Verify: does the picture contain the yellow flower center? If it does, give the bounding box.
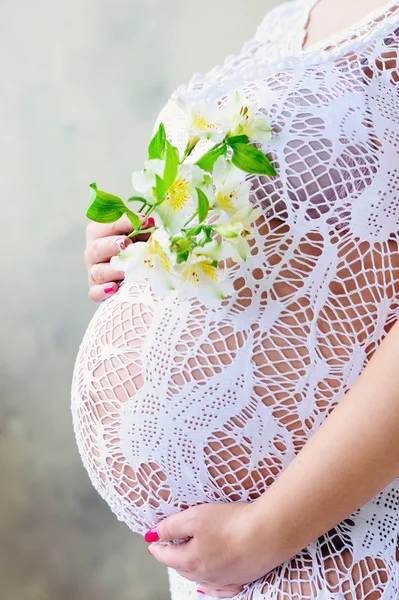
[182,264,199,286]
[239,105,249,121]
[200,261,218,281]
[150,239,171,272]
[166,177,191,212]
[192,111,213,131]
[216,190,235,211]
[182,261,218,286]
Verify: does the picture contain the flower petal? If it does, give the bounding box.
[132,170,151,193]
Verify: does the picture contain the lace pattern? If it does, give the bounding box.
[71,1,399,597]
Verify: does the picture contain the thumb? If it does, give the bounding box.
[144,509,194,543]
[139,214,155,229]
[133,213,155,243]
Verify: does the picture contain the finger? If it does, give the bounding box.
[85,235,133,268]
[148,509,196,543]
[196,584,245,598]
[172,569,199,583]
[86,214,135,241]
[86,213,155,241]
[89,262,125,286]
[147,541,193,571]
[89,282,119,302]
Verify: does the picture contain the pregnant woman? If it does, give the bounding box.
[73,0,399,597]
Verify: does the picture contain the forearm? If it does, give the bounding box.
[251,319,399,573]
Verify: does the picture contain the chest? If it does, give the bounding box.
[303,0,390,51]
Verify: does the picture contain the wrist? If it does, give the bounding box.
[244,491,301,575]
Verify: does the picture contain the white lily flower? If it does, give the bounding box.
[175,251,234,308]
[131,158,165,202]
[192,239,223,261]
[211,156,252,218]
[225,89,273,142]
[110,227,176,295]
[173,94,228,143]
[156,163,207,234]
[213,204,263,262]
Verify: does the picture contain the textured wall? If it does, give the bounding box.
[0,1,280,599]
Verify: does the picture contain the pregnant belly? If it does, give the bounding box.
[71,276,289,535]
[71,218,399,537]
[71,217,399,599]
[71,271,399,599]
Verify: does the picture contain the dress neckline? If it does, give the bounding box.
[298,0,399,58]
[178,0,399,101]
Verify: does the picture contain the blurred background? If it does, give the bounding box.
[0,1,279,598]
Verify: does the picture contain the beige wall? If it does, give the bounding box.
[0,1,280,599]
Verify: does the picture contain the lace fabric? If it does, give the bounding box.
[71,1,399,597]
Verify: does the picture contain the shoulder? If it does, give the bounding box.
[253,0,306,42]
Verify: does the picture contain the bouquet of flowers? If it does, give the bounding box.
[87,89,276,308]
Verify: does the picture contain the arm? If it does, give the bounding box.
[249,318,399,573]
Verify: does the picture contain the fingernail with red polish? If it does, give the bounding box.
[104,285,115,294]
[144,526,160,542]
[197,591,206,595]
[116,238,126,251]
[141,217,155,229]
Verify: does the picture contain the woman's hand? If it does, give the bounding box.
[84,213,154,301]
[145,502,276,599]
[145,316,399,598]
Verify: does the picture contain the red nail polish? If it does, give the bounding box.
[197,591,206,595]
[144,527,160,542]
[141,216,155,229]
[104,285,114,294]
[116,238,126,251]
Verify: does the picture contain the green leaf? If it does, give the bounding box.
[195,144,227,172]
[229,142,277,176]
[153,174,166,202]
[86,182,127,223]
[148,122,166,160]
[185,224,203,237]
[176,251,189,263]
[196,187,209,223]
[226,134,249,145]
[163,141,179,188]
[126,210,141,230]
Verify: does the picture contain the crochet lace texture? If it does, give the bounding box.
[71,1,399,597]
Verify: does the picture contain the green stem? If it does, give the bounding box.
[181,136,200,163]
[183,210,198,228]
[128,226,156,239]
[144,204,157,218]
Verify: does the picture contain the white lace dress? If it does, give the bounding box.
[71,0,399,597]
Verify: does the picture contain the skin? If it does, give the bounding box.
[302,0,389,51]
[84,213,152,302]
[84,0,398,596]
